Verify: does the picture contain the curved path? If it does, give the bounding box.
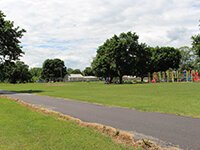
[1,90,200,150]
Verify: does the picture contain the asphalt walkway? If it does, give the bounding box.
[1,90,200,150]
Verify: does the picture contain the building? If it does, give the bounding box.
[64,74,98,82]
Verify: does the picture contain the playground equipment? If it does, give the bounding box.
[150,70,200,83]
[192,70,200,82]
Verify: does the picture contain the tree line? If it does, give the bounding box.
[0,58,94,83]
[91,32,182,83]
[0,10,200,84]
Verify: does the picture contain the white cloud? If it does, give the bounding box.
[0,0,199,69]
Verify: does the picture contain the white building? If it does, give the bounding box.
[64,74,98,82]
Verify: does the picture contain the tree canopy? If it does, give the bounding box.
[83,67,94,76]
[91,32,182,83]
[92,32,141,83]
[71,69,82,74]
[0,11,25,64]
[192,34,200,57]
[150,46,181,73]
[179,46,196,70]
[0,10,26,83]
[6,61,31,83]
[41,59,67,82]
[30,67,42,82]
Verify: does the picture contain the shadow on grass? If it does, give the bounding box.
[0,90,44,95]
[14,90,44,94]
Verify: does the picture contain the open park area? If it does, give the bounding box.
[0,1,200,149]
[0,97,132,150]
[1,82,200,118]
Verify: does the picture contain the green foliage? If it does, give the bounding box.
[0,61,13,82]
[150,46,181,72]
[192,34,200,57]
[134,44,151,81]
[30,67,42,82]
[179,46,196,70]
[0,10,25,64]
[92,32,140,83]
[92,44,117,81]
[7,61,32,83]
[0,97,131,150]
[92,32,182,83]
[66,68,73,74]
[41,58,67,82]
[66,68,82,74]
[71,69,82,74]
[0,11,27,83]
[83,67,94,76]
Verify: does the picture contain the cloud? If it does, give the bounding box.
[0,0,199,69]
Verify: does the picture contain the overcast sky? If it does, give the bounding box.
[0,0,199,70]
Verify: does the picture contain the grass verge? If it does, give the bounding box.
[0,96,133,150]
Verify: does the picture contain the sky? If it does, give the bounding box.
[0,0,199,70]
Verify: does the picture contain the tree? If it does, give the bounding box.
[67,68,73,74]
[0,11,25,64]
[192,21,200,57]
[150,47,181,72]
[92,43,117,82]
[179,46,196,70]
[112,32,139,84]
[135,44,152,82]
[41,59,67,82]
[92,32,140,84]
[71,69,82,74]
[0,61,14,82]
[192,34,200,57]
[83,67,94,76]
[0,10,25,82]
[30,67,42,82]
[8,61,32,83]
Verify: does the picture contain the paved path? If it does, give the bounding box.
[1,90,200,150]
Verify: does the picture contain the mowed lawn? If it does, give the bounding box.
[0,97,131,150]
[1,82,200,117]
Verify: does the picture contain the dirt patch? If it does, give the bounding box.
[0,95,181,150]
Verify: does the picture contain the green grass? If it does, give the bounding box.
[0,97,132,150]
[1,82,200,118]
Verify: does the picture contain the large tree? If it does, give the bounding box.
[41,59,67,82]
[92,32,140,84]
[0,10,25,82]
[0,11,25,64]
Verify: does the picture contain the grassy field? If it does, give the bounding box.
[0,82,200,118]
[0,97,132,150]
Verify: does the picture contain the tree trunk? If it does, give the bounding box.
[109,76,113,83]
[119,76,123,84]
[141,76,144,83]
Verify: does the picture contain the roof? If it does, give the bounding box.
[83,76,98,79]
[69,74,83,78]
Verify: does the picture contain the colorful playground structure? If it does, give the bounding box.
[150,70,200,83]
